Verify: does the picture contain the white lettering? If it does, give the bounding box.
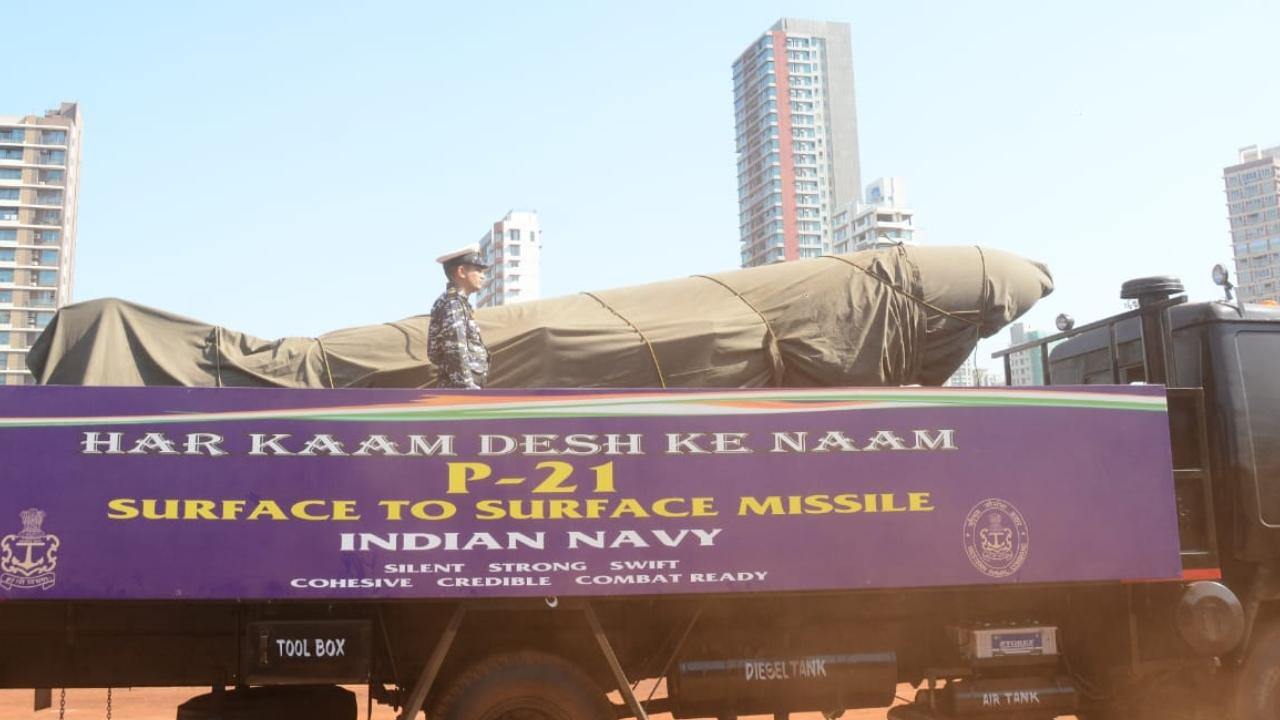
[298,434,346,456]
[81,431,125,454]
[250,433,293,456]
[407,435,455,456]
[353,435,401,456]
[864,430,907,451]
[184,433,227,456]
[666,433,709,454]
[913,429,956,450]
[479,434,517,455]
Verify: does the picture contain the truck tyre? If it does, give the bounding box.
[175,685,356,720]
[428,650,613,720]
[1236,620,1280,719]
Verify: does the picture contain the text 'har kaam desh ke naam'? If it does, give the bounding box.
[81,427,951,524]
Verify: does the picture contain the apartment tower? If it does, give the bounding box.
[1225,144,1280,303]
[1006,322,1045,387]
[831,177,920,254]
[475,210,541,308]
[0,103,81,384]
[733,18,861,267]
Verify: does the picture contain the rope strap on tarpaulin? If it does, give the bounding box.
[821,245,991,332]
[581,291,668,388]
[210,326,338,389]
[314,338,337,389]
[692,273,787,387]
[212,326,224,387]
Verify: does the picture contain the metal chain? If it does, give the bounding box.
[106,687,113,720]
[57,688,65,720]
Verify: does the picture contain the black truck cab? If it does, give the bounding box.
[997,276,1280,719]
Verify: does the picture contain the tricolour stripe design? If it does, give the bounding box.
[0,387,1167,428]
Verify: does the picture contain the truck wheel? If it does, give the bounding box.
[429,650,613,720]
[1236,621,1280,719]
[175,685,356,720]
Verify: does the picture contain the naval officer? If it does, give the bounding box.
[428,245,490,389]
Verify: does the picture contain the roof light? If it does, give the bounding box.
[1211,264,1235,302]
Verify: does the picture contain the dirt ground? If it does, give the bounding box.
[0,684,1084,719]
[0,685,912,720]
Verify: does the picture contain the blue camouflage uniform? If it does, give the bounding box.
[427,285,489,389]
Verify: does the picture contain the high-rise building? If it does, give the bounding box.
[733,18,861,268]
[1006,322,1045,386]
[0,103,81,385]
[831,177,920,254]
[475,210,541,308]
[1225,144,1280,303]
[944,352,977,387]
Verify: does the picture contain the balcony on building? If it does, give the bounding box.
[34,191,63,207]
[27,269,56,287]
[34,151,65,167]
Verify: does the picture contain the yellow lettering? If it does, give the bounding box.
[611,498,650,518]
[410,500,456,520]
[183,500,218,520]
[590,461,616,492]
[833,493,863,513]
[290,500,330,521]
[447,462,492,494]
[532,461,577,493]
[107,498,138,519]
[142,499,179,519]
[331,500,361,520]
[879,493,907,512]
[690,497,718,517]
[803,495,834,514]
[380,500,409,520]
[652,497,690,517]
[247,500,288,520]
[738,496,784,516]
[909,492,934,512]
[548,499,584,519]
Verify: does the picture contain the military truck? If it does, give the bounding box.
[987,272,1277,719]
[0,271,1269,720]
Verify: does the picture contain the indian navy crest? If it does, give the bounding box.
[963,498,1029,578]
[1,508,61,591]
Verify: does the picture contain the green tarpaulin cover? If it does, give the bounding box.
[28,245,1052,388]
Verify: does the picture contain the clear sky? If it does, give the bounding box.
[7,0,1278,370]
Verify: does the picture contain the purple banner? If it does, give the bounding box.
[0,385,1181,600]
